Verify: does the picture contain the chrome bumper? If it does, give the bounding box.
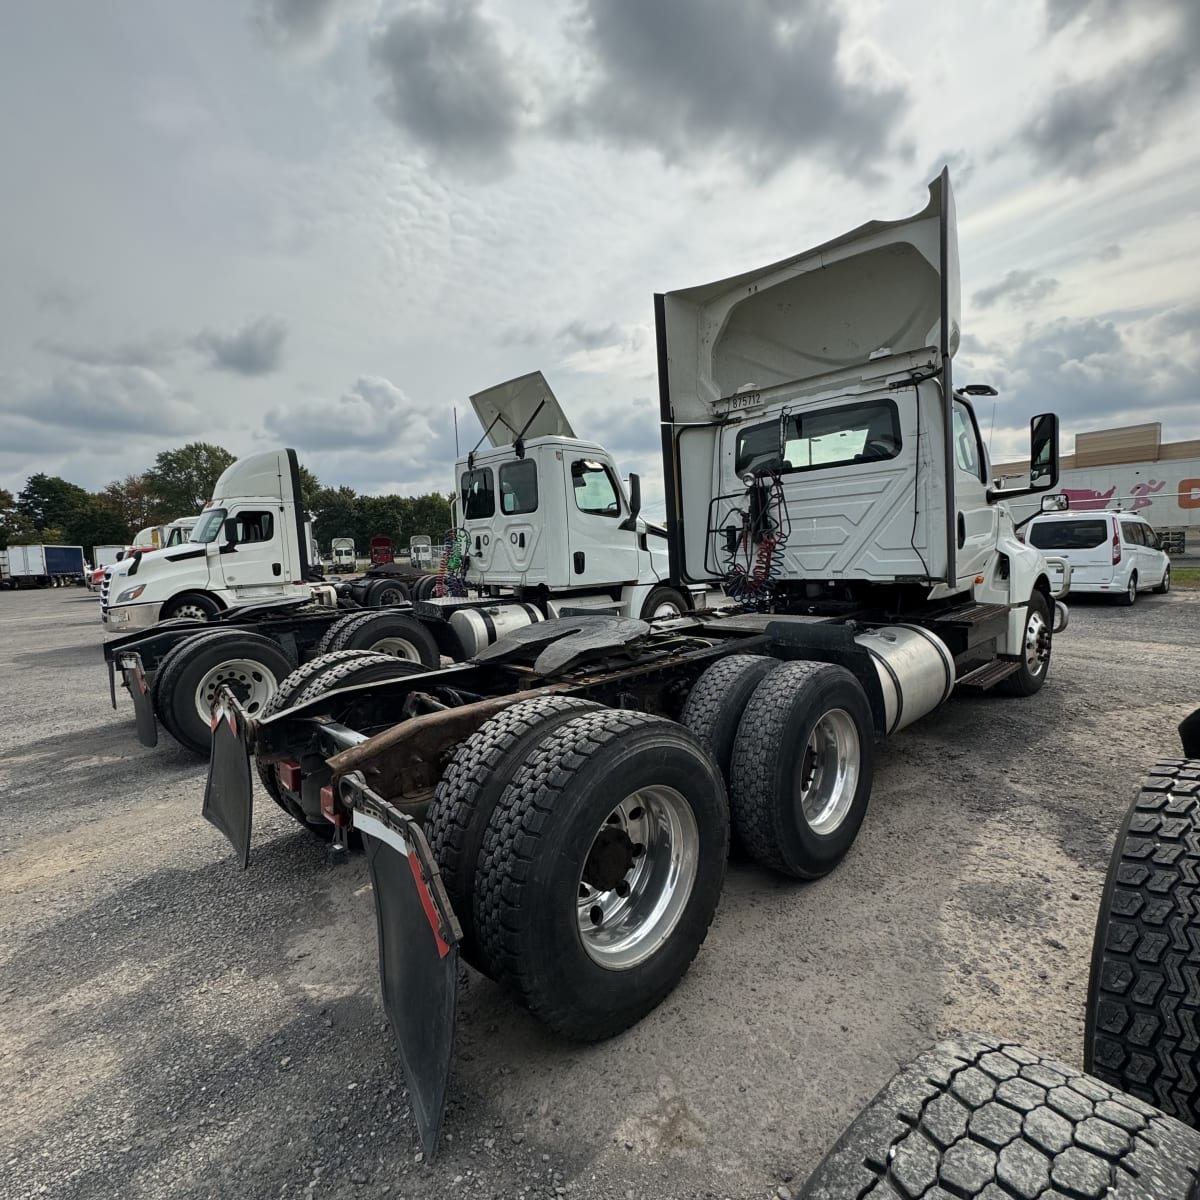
[102,601,164,631]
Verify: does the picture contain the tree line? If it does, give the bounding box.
[0,442,453,557]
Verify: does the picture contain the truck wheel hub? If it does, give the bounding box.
[582,827,635,892]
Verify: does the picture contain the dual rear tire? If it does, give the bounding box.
[681,654,875,879]
[427,701,729,1040]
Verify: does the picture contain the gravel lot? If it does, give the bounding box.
[2,586,1198,1199]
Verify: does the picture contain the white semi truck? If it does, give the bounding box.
[195,170,1072,1155]
[104,394,708,755]
[329,538,356,574]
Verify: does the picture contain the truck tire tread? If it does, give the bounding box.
[157,631,297,756]
[427,695,602,972]
[799,1034,1200,1199]
[1085,758,1200,1126]
[730,660,874,878]
[474,709,728,1039]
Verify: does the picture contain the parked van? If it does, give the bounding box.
[1025,511,1170,605]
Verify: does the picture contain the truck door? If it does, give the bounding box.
[492,458,544,582]
[564,457,639,586]
[218,507,292,598]
[951,398,997,587]
[460,466,498,574]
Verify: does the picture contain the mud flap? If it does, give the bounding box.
[342,773,462,1159]
[117,652,157,747]
[107,658,117,710]
[202,689,254,868]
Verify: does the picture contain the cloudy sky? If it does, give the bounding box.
[2,0,1197,514]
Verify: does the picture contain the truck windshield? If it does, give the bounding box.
[1028,519,1107,550]
[190,509,227,544]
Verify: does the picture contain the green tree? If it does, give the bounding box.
[0,487,36,549]
[144,443,236,516]
[297,463,321,512]
[309,485,358,552]
[63,494,133,555]
[16,474,89,534]
[101,475,157,537]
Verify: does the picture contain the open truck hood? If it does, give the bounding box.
[469,371,575,448]
[658,170,959,423]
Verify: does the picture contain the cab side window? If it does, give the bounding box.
[235,511,274,543]
[952,401,985,482]
[1122,521,1143,546]
[571,459,621,517]
[460,468,495,521]
[499,459,538,515]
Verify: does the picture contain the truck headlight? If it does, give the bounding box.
[115,584,146,603]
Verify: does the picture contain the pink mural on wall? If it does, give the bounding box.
[1129,480,1166,511]
[1061,486,1116,511]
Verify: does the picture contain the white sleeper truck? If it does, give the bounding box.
[196,170,1071,1156]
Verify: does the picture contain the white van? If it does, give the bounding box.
[1025,511,1170,605]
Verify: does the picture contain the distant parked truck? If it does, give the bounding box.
[330,538,356,574]
[0,544,86,588]
[409,534,433,569]
[369,535,394,566]
[88,544,127,590]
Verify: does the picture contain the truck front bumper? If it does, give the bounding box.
[102,601,164,631]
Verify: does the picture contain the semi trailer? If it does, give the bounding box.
[197,170,1073,1155]
[104,389,709,755]
[0,544,86,588]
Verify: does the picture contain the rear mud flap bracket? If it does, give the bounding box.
[117,652,158,748]
[202,688,254,868]
[342,772,461,1159]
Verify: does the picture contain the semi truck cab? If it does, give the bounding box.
[102,450,313,629]
[456,372,681,615]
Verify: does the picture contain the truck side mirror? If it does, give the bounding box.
[619,473,642,531]
[223,517,239,547]
[1028,413,1059,490]
[1041,493,1069,513]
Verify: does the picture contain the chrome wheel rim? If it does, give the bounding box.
[174,603,211,621]
[1128,577,1136,602]
[576,785,699,971]
[652,599,683,618]
[796,709,860,834]
[376,588,406,605]
[1024,609,1050,676]
[367,636,422,661]
[194,659,279,724]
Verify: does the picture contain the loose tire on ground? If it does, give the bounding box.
[799,1034,1200,1199]
[161,591,221,621]
[995,588,1053,697]
[474,709,728,1040]
[639,585,689,620]
[156,631,296,755]
[1085,759,1200,1126]
[338,611,440,667]
[729,660,873,878]
[427,695,603,972]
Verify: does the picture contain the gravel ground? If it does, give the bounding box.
[2,586,1197,1200]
